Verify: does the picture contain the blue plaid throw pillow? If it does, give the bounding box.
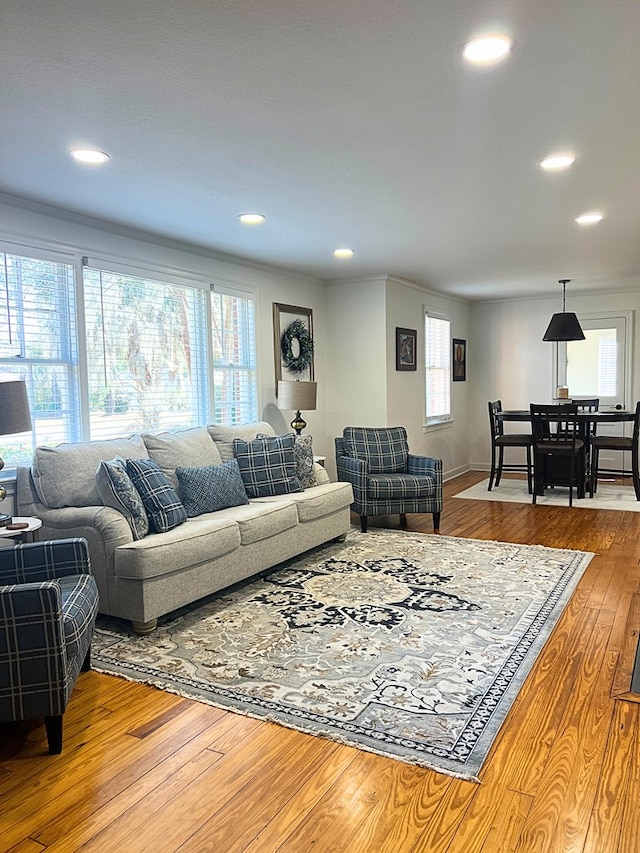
[257,432,317,489]
[126,458,187,533]
[176,459,249,517]
[233,433,303,498]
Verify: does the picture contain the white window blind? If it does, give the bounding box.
[211,286,257,424]
[425,313,451,424]
[0,251,79,467]
[83,266,209,439]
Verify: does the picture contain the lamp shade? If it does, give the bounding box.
[542,312,586,342]
[0,380,32,435]
[277,380,317,412]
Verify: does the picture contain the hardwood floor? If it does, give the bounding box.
[2,470,640,852]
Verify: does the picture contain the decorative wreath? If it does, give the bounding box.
[281,319,314,374]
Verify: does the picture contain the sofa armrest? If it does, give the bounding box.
[313,462,330,486]
[0,539,91,584]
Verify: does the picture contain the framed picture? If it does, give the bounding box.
[453,338,466,381]
[396,327,417,371]
[273,303,315,392]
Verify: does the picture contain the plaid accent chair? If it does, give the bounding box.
[0,538,98,754]
[335,426,443,532]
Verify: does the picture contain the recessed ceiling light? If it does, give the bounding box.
[333,248,354,258]
[462,34,512,65]
[539,153,575,171]
[238,213,265,225]
[575,212,604,225]
[69,148,110,165]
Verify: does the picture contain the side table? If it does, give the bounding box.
[0,516,42,544]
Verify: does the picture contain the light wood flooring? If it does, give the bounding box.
[2,470,640,852]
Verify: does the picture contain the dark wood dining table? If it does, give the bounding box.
[498,409,636,497]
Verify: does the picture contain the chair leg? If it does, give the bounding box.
[488,447,497,491]
[591,448,599,496]
[526,445,533,494]
[495,446,505,487]
[360,515,368,533]
[44,715,63,755]
[432,511,440,532]
[81,647,91,672]
[633,446,640,501]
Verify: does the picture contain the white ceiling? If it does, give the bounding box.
[2,0,639,300]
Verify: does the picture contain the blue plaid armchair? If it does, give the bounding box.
[0,538,98,754]
[335,426,443,532]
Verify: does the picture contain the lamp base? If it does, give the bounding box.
[290,411,306,435]
[0,513,11,527]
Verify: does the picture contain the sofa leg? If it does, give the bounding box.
[81,647,91,672]
[132,619,158,635]
[399,513,408,528]
[360,516,368,533]
[44,714,63,755]
[433,511,441,532]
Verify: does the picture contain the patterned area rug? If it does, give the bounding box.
[93,529,593,781]
[454,477,640,511]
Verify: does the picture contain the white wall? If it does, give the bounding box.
[0,195,335,459]
[469,286,639,471]
[324,275,470,480]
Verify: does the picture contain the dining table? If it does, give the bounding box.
[498,408,637,497]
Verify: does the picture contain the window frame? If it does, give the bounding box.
[424,310,452,427]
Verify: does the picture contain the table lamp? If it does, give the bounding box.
[0,379,33,526]
[277,380,317,435]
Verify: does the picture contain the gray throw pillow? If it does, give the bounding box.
[126,458,187,534]
[175,460,249,517]
[95,456,149,540]
[232,434,302,498]
[258,432,317,489]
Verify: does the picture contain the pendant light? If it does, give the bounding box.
[542,279,585,341]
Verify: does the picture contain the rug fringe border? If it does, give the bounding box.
[92,662,481,784]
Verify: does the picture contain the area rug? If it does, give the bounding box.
[92,529,593,781]
[454,477,640,511]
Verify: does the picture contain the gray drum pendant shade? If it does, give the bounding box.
[542,279,585,342]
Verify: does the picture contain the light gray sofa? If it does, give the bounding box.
[16,422,353,634]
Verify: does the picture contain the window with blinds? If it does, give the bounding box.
[0,251,79,467]
[425,312,451,424]
[211,286,257,424]
[83,266,209,439]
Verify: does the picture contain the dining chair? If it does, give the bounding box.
[529,403,586,507]
[487,401,533,493]
[589,401,640,500]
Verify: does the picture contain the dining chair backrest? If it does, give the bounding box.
[575,398,600,412]
[488,400,504,441]
[529,403,580,446]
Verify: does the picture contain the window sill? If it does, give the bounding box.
[423,418,454,432]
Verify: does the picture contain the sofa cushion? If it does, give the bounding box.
[126,459,187,534]
[115,515,241,580]
[233,434,302,498]
[175,459,249,517]
[32,435,149,508]
[258,432,317,489]
[95,456,149,540]
[342,426,409,474]
[251,481,353,522]
[214,501,299,545]
[143,427,222,491]
[207,421,275,462]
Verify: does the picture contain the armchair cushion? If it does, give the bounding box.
[342,426,409,474]
[367,473,438,500]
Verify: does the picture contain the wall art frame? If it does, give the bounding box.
[453,338,467,381]
[396,327,417,371]
[273,303,315,392]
